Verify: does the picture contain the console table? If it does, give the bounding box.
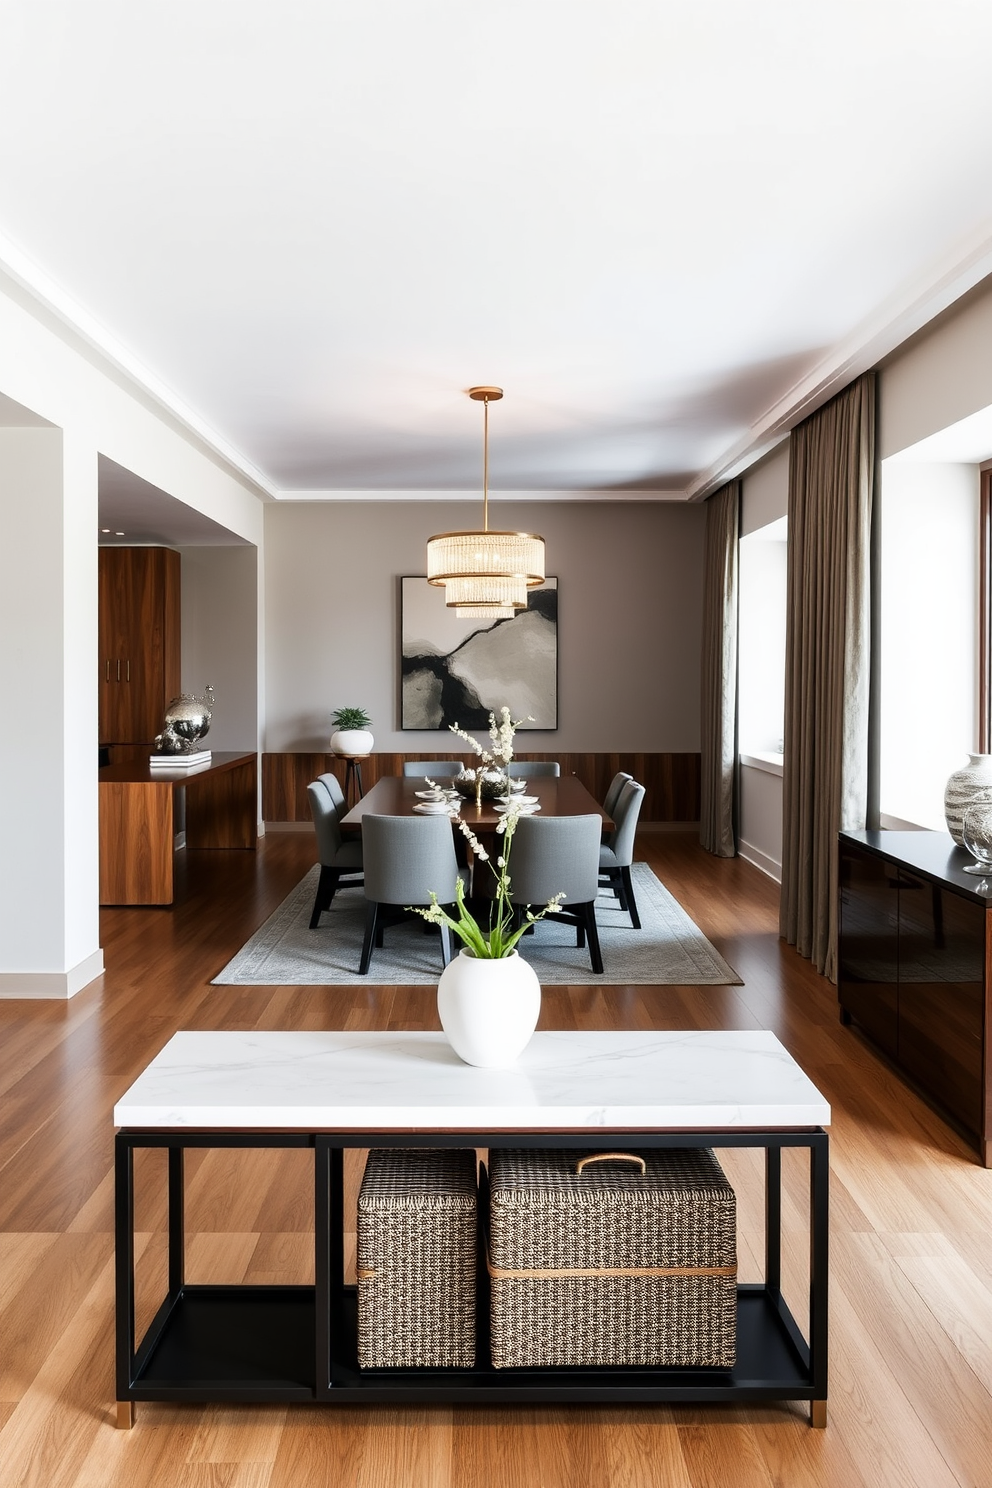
[838,829,992,1165]
[99,751,257,905]
[114,1030,830,1427]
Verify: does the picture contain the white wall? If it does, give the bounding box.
[0,271,267,996]
[263,500,705,753]
[0,427,102,995]
[180,546,260,752]
[741,442,789,536]
[880,276,992,460]
[0,271,265,547]
[739,762,783,881]
[879,460,980,830]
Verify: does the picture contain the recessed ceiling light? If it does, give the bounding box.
[115,531,124,536]
[101,528,110,533]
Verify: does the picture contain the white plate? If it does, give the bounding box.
[493,802,541,814]
[413,801,457,815]
[495,794,540,806]
[414,789,447,799]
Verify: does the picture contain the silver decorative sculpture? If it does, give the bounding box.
[154,685,215,754]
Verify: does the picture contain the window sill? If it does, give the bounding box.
[740,751,783,778]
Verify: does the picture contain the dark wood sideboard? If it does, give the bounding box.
[838,829,992,1165]
[99,752,257,906]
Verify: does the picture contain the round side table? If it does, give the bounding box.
[334,753,370,806]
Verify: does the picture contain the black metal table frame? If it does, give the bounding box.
[115,1126,829,1428]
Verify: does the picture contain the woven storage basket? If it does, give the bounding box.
[487,1147,737,1369]
[357,1148,477,1369]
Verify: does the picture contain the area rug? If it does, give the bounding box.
[212,862,741,987]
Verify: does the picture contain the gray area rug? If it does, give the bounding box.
[212,862,741,987]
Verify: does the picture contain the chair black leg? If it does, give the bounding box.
[581,902,604,975]
[359,902,379,975]
[310,866,336,928]
[620,865,641,929]
[599,868,625,906]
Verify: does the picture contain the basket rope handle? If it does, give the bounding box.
[575,1152,646,1175]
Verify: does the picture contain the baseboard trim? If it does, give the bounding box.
[739,839,782,883]
[0,947,105,1000]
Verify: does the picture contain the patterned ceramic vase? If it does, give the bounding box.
[943,753,992,845]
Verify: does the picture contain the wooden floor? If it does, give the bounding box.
[2,830,991,1488]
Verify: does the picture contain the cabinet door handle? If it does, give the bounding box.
[117,659,121,682]
[126,660,130,682]
[106,660,110,682]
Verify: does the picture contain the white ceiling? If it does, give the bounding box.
[3,0,992,508]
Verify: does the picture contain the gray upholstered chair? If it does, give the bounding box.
[510,761,560,777]
[603,770,633,822]
[306,779,364,928]
[402,761,461,777]
[508,813,603,974]
[317,771,347,817]
[359,814,470,975]
[599,779,646,928]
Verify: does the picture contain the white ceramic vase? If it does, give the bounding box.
[436,948,541,1068]
[330,728,374,756]
[944,753,992,846]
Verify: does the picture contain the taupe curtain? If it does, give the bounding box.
[780,373,875,981]
[699,481,740,857]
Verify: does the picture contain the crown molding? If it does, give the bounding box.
[0,229,276,500]
[686,220,992,501]
[277,487,690,502]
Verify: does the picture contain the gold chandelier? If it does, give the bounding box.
[427,387,545,620]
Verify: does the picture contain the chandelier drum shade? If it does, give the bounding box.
[427,387,545,616]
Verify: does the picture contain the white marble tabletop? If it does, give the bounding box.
[113,1030,830,1131]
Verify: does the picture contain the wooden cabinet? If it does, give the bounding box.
[99,547,180,746]
[838,830,992,1165]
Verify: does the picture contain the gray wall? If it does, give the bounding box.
[262,500,705,753]
[180,545,259,752]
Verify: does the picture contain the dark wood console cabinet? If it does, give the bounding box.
[99,546,180,747]
[838,830,992,1165]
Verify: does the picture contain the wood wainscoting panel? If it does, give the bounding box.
[262,752,701,824]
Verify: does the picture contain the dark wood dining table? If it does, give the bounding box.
[339,773,614,833]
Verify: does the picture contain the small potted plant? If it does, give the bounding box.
[330,707,374,756]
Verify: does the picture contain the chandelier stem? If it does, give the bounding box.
[483,395,489,532]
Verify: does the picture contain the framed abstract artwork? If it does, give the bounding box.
[400,576,558,730]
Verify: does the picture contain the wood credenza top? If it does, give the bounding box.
[99,751,257,785]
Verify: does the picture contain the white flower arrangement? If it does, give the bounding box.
[449,706,533,802]
[449,705,533,771]
[412,803,564,959]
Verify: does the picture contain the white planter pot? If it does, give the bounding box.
[944,753,992,845]
[330,728,374,756]
[436,948,541,1068]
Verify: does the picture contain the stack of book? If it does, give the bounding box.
[149,749,212,770]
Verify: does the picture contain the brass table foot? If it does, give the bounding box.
[810,1399,827,1429]
[116,1400,135,1430]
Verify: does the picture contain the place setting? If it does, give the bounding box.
[493,793,541,815]
[412,785,461,814]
